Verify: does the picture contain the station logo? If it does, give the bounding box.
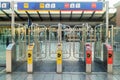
[64,3,70,8]
[24,3,29,8]
[40,3,45,8]
[91,3,96,8]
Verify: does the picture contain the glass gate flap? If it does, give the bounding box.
[62,25,72,59]
[49,25,58,59]
[15,24,27,61]
[0,26,11,69]
[33,25,47,60]
[72,24,87,60]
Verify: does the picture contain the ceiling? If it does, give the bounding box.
[0,10,116,22]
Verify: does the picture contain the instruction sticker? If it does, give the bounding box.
[57,50,62,64]
[86,51,92,64]
[27,50,32,64]
[108,51,113,64]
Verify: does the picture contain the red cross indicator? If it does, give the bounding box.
[91,3,96,8]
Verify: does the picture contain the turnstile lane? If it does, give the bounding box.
[14,62,27,72]
[33,61,56,72]
[63,60,85,72]
[92,61,107,72]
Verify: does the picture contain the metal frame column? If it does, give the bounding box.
[11,1,15,43]
[56,23,62,73]
[105,1,109,43]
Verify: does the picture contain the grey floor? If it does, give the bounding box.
[0,72,120,80]
[12,60,106,72]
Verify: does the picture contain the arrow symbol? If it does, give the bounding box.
[87,54,91,58]
[58,53,61,58]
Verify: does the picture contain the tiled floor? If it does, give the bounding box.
[0,72,119,80]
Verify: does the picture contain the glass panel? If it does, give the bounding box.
[0,26,11,70]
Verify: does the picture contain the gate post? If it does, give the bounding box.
[27,43,34,73]
[106,44,113,73]
[56,43,62,73]
[85,43,92,73]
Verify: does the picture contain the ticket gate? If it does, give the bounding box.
[92,25,113,73]
[49,25,58,59]
[85,43,92,73]
[61,24,93,72]
[15,24,27,61]
[33,25,47,60]
[27,23,93,73]
[27,24,57,72]
[33,24,52,72]
[14,23,61,72]
[92,25,104,72]
[30,23,93,73]
[6,23,114,73]
[11,24,27,72]
[0,27,11,69]
[104,44,113,73]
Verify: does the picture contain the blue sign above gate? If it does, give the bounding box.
[17,2,103,11]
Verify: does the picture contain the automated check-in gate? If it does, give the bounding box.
[0,26,11,68]
[93,25,105,72]
[32,24,49,72]
[22,23,61,72]
[6,24,28,72]
[93,24,113,72]
[49,24,63,72]
[15,24,27,61]
[61,24,93,72]
[29,23,93,73]
[33,25,47,60]
[113,27,120,66]
[27,24,59,72]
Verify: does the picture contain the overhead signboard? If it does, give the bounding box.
[17,2,103,11]
[0,2,10,10]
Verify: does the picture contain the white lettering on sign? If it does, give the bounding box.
[44,3,56,9]
[76,3,80,8]
[45,3,50,8]
[70,3,75,8]
[51,3,56,8]
[2,3,7,8]
[69,3,81,9]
